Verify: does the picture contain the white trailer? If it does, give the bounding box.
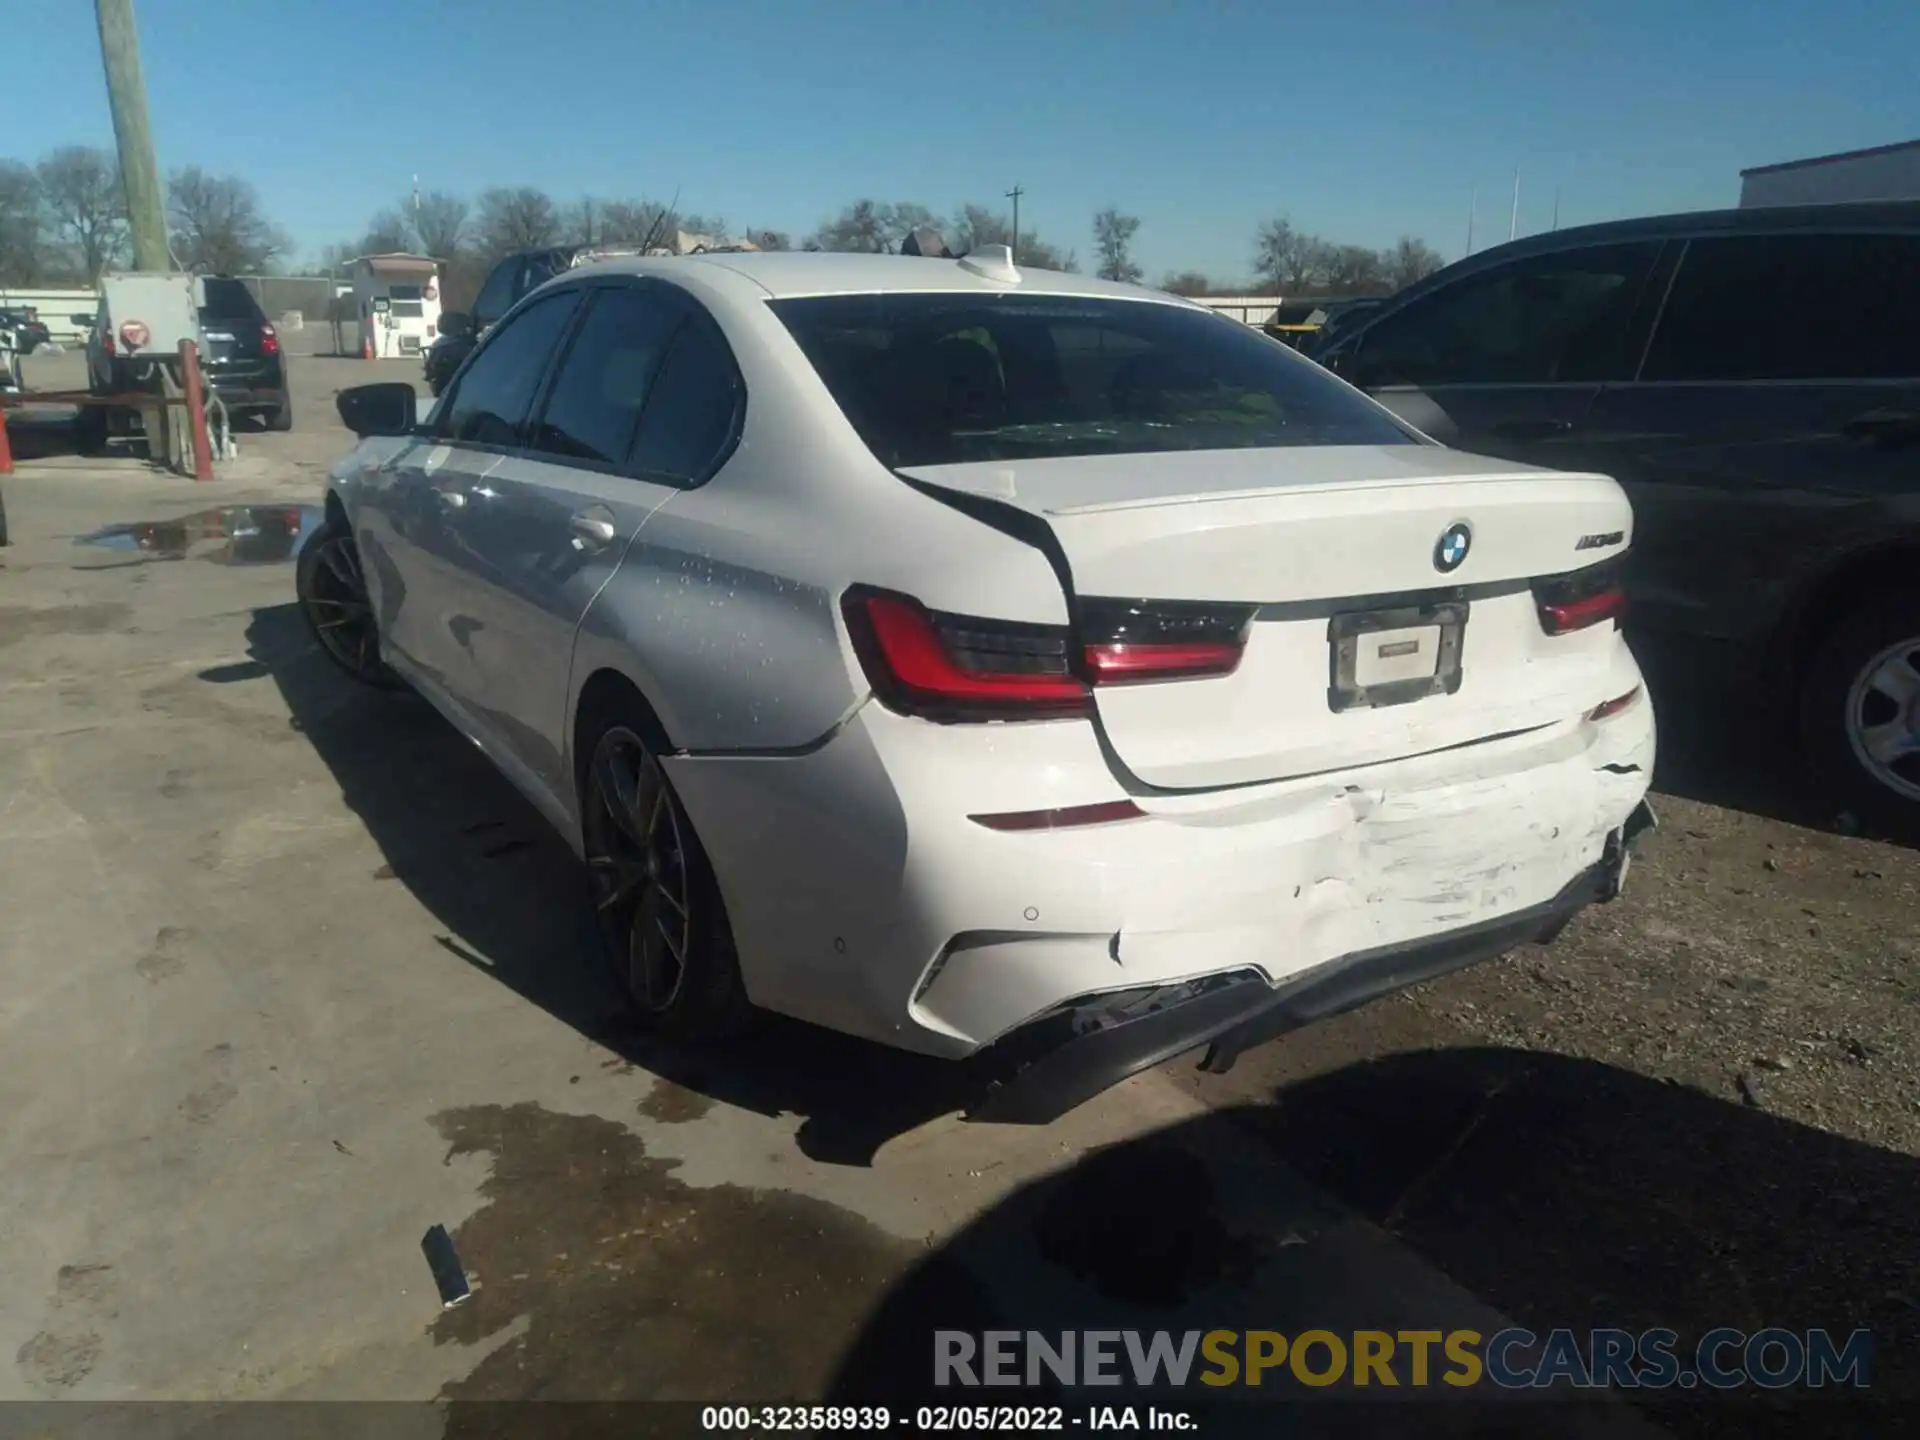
[342,253,442,359]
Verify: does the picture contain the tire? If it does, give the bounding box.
[74,403,108,456]
[266,396,293,432]
[1798,587,1920,835]
[577,695,751,1041]
[295,516,402,689]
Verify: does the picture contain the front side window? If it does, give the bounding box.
[527,286,685,466]
[1641,232,1920,383]
[770,293,1415,468]
[437,290,582,448]
[1351,242,1664,388]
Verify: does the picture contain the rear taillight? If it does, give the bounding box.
[1078,598,1253,683]
[844,589,1255,723]
[260,325,280,355]
[102,331,115,356]
[843,588,1091,722]
[1533,559,1627,636]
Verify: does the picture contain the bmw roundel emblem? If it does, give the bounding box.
[1434,522,1473,574]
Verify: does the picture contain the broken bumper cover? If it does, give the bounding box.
[966,798,1657,1125]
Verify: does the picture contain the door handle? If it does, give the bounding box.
[569,509,618,549]
[1492,418,1575,441]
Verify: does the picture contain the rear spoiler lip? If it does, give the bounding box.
[896,459,1619,519]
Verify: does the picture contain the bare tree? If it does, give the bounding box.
[563,196,603,247]
[0,160,47,284]
[597,199,663,245]
[950,202,1076,270]
[1253,217,1328,292]
[474,186,560,257]
[359,208,410,255]
[1160,270,1213,296]
[36,146,128,280]
[811,199,886,251]
[412,191,468,259]
[1092,207,1142,284]
[809,199,927,253]
[1383,235,1446,291]
[1321,242,1389,295]
[167,166,288,273]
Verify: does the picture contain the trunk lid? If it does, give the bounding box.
[900,446,1636,790]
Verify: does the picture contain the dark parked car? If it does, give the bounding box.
[194,276,291,430]
[1315,201,1920,829]
[425,246,585,395]
[0,306,52,356]
[83,275,291,430]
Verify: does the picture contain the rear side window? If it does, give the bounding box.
[628,312,745,483]
[439,290,582,447]
[770,294,1414,467]
[1350,242,1663,388]
[199,278,261,322]
[1641,233,1920,382]
[527,286,684,466]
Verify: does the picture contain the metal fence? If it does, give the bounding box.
[235,276,336,323]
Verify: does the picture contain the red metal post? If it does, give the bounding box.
[0,403,12,476]
[178,338,214,481]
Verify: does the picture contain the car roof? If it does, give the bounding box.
[560,249,1201,306]
[1346,199,1920,333]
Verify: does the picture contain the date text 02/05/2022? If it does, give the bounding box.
[700,1405,1192,1432]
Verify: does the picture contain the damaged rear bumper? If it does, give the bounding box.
[966,798,1657,1125]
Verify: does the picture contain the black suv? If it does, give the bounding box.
[425,246,585,395]
[195,276,291,430]
[1315,202,1920,829]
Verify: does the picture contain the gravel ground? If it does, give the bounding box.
[1173,698,1920,1433]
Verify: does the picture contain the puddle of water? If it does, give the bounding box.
[73,505,323,567]
[429,1102,998,1407]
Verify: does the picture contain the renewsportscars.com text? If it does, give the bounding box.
[934,1328,1873,1391]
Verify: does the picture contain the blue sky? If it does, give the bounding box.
[14,0,1919,281]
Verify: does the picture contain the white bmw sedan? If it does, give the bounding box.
[306,247,1655,1122]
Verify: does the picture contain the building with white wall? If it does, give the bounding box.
[1739,139,1920,208]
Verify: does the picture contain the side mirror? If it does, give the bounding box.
[336,382,419,438]
[438,311,474,341]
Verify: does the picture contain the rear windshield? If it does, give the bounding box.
[199,278,262,322]
[769,293,1417,467]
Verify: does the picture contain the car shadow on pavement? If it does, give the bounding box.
[237,602,986,1166]
[830,1047,1915,1438]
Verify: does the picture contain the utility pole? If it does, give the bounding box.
[1005,184,1024,263]
[1508,165,1521,242]
[95,0,169,271]
[1465,188,1477,256]
[412,174,422,247]
[1551,187,1561,232]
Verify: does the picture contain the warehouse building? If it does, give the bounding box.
[1739,138,1920,207]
